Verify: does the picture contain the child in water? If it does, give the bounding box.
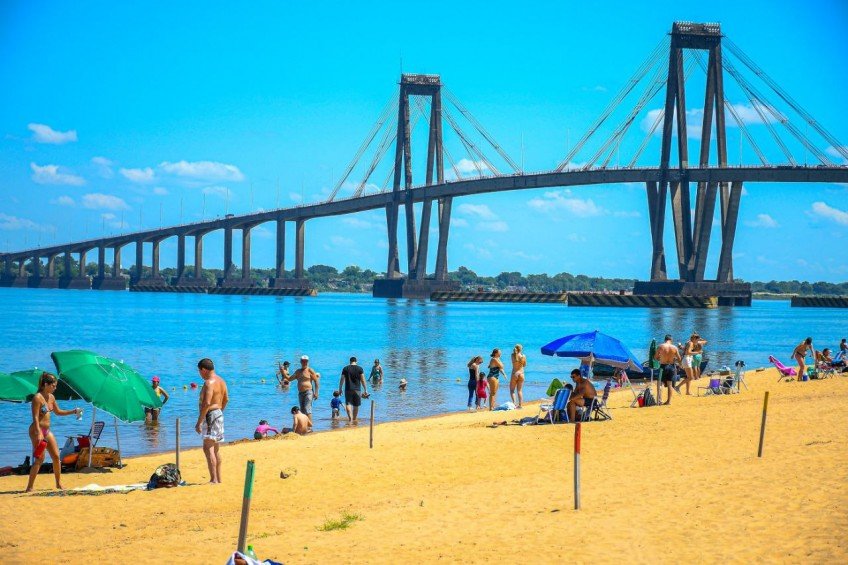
[330,391,343,419]
[254,420,278,439]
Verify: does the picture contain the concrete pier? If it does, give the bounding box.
[790,296,848,308]
[373,278,459,299]
[633,280,751,306]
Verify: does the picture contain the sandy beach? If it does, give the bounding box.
[1,368,846,564]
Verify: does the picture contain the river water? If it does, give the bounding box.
[0,288,844,465]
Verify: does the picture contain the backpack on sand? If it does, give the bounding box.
[148,463,181,489]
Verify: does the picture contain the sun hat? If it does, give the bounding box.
[152,375,160,383]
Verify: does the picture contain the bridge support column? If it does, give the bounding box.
[435,197,452,281]
[717,181,743,283]
[58,250,89,289]
[176,234,186,280]
[64,252,71,277]
[385,203,401,278]
[413,199,432,280]
[223,227,233,280]
[195,233,204,278]
[47,255,56,278]
[241,227,251,281]
[93,245,125,290]
[112,246,122,278]
[33,254,59,288]
[134,240,144,281]
[295,219,305,279]
[97,247,105,280]
[151,241,160,278]
[646,182,668,280]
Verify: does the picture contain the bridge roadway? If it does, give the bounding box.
[2,165,847,261]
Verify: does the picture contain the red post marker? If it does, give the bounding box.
[574,422,582,510]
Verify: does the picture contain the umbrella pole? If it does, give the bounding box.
[88,406,96,468]
[114,417,123,468]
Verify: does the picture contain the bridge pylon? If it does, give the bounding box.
[650,22,744,287]
[375,73,459,298]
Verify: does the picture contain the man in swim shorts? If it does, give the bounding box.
[655,335,681,405]
[338,356,368,423]
[288,355,319,429]
[195,358,228,484]
[567,368,597,422]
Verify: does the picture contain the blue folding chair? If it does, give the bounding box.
[537,387,571,424]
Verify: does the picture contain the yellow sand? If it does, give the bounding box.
[1,369,846,564]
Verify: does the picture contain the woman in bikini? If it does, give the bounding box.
[793,337,814,380]
[26,372,81,492]
[510,344,527,408]
[487,349,505,411]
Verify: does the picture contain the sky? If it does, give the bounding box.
[1,0,847,282]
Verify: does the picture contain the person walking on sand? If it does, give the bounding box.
[655,335,681,405]
[338,356,368,423]
[287,355,319,429]
[793,337,815,380]
[510,344,527,408]
[25,372,82,492]
[487,349,505,410]
[466,355,484,411]
[195,358,228,484]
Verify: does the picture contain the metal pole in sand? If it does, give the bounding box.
[369,400,375,449]
[114,416,123,468]
[656,371,661,405]
[237,459,256,554]
[175,418,181,474]
[574,422,582,510]
[757,391,769,458]
[88,406,96,468]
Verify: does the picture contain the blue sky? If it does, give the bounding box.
[1,0,847,281]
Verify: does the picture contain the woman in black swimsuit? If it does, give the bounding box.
[466,356,483,410]
[487,349,505,411]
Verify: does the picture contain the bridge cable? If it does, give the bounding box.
[375,98,433,194]
[443,87,520,172]
[442,105,501,176]
[690,51,769,166]
[588,53,677,169]
[723,57,831,165]
[554,36,669,171]
[724,39,848,162]
[327,96,398,202]
[627,104,665,168]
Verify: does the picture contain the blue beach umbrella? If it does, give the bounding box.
[540,330,642,371]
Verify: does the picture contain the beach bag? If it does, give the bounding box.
[642,388,657,407]
[148,463,181,489]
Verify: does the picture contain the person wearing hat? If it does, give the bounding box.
[145,375,169,422]
[289,355,320,429]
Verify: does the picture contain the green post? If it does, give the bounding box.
[237,460,256,553]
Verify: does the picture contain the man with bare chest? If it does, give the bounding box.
[655,335,681,405]
[286,355,320,429]
[195,358,228,483]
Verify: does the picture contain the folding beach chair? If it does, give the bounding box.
[718,360,748,394]
[537,387,570,424]
[697,377,725,396]
[769,356,797,382]
[588,381,613,420]
[75,421,105,450]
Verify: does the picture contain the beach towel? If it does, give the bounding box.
[493,402,517,411]
[225,551,282,565]
[545,378,564,397]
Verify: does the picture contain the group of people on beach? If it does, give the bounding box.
[466,344,527,411]
[791,337,847,379]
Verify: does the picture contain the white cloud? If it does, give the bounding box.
[527,190,605,217]
[504,249,542,261]
[50,195,75,207]
[451,217,469,228]
[811,202,848,226]
[330,236,355,247]
[457,203,498,220]
[28,123,77,144]
[252,226,273,239]
[152,187,169,196]
[342,217,374,229]
[202,186,233,200]
[613,210,641,218]
[566,233,587,242]
[0,213,51,232]
[160,160,245,182]
[120,167,155,183]
[826,145,848,164]
[479,220,509,232]
[91,156,114,178]
[289,192,303,202]
[462,242,493,259]
[640,108,704,138]
[455,159,490,175]
[744,213,779,228]
[727,103,780,126]
[101,213,129,230]
[30,162,85,186]
[81,193,129,210]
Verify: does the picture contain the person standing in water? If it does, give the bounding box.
[487,349,505,410]
[510,344,527,408]
[26,373,82,492]
[466,355,483,411]
[369,359,384,384]
[145,375,169,422]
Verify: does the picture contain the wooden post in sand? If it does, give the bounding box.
[175,418,181,474]
[656,374,661,405]
[237,460,256,554]
[757,392,769,458]
[369,400,375,449]
[574,422,582,510]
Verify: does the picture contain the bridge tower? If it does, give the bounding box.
[374,74,459,298]
[640,21,749,305]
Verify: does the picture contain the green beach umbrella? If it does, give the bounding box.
[0,368,81,403]
[50,350,162,423]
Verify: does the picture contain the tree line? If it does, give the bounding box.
[37,259,848,296]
